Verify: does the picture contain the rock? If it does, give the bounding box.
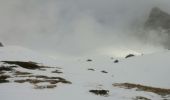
[125,54,135,58]
[88,68,95,71]
[89,90,109,96]
[144,7,170,49]
[114,60,119,63]
[0,42,3,47]
[145,7,170,31]
[86,59,92,62]
[101,70,108,74]
[0,75,10,83]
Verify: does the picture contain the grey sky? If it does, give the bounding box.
[0,0,169,57]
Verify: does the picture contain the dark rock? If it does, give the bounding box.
[101,70,108,73]
[87,59,92,62]
[125,54,135,58]
[88,68,95,71]
[144,7,170,49]
[114,60,119,63]
[89,90,109,96]
[2,61,43,70]
[145,7,170,31]
[0,66,13,71]
[14,77,72,85]
[0,42,3,47]
[0,75,10,83]
[14,71,32,75]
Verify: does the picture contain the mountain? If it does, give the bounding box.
[143,7,170,49]
[145,7,170,32]
[0,46,170,100]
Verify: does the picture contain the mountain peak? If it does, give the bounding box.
[145,7,170,31]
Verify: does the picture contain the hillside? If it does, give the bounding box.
[0,46,170,100]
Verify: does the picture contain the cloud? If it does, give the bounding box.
[0,0,169,57]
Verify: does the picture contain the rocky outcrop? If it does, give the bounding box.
[144,7,170,48]
[145,7,170,32]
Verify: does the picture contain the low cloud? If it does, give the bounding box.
[0,0,169,57]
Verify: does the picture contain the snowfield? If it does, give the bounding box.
[0,46,170,100]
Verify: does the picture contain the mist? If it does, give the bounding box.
[0,0,169,57]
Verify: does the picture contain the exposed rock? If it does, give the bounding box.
[145,7,170,30]
[114,60,119,63]
[101,70,108,74]
[0,75,10,83]
[125,54,135,58]
[14,77,72,85]
[14,71,32,76]
[144,7,170,48]
[87,59,93,62]
[113,83,170,96]
[88,68,95,71]
[89,90,109,96]
[145,7,170,31]
[2,61,43,70]
[0,42,3,47]
[0,66,13,72]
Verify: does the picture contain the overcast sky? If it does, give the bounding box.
[0,0,169,57]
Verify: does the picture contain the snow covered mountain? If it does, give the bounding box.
[0,46,170,100]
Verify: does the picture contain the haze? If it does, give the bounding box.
[0,0,169,57]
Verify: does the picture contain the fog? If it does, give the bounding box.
[0,0,169,57]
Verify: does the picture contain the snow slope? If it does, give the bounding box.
[0,46,170,100]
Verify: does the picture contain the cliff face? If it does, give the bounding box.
[145,7,170,32]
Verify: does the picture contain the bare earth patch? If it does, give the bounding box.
[0,66,13,72]
[113,83,170,96]
[14,71,32,76]
[0,71,5,74]
[0,75,10,83]
[2,61,44,70]
[15,77,71,84]
[14,74,72,89]
[101,70,108,73]
[0,61,71,89]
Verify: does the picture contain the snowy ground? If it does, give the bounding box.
[0,46,170,100]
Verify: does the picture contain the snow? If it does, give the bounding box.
[0,46,170,100]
